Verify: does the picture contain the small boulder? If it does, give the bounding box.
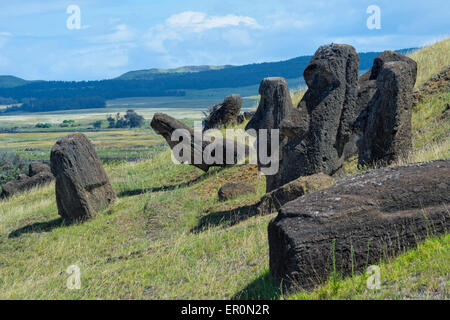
[255,173,335,215]
[50,133,116,221]
[218,181,256,201]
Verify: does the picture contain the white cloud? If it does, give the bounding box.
[166,11,261,32]
[143,24,181,53]
[144,11,260,54]
[46,44,130,80]
[92,24,136,44]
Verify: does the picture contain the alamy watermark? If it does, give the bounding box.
[366,265,381,289]
[366,5,381,30]
[66,264,81,290]
[66,5,81,30]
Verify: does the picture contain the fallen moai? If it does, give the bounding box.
[268,159,450,290]
[151,113,249,172]
[1,162,54,198]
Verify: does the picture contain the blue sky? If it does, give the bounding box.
[0,0,448,80]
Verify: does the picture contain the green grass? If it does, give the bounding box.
[289,234,449,300]
[0,129,168,162]
[409,37,450,87]
[0,39,449,300]
[0,153,273,299]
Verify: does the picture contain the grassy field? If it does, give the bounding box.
[0,77,305,128]
[0,39,448,300]
[0,129,167,162]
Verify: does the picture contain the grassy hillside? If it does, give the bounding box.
[0,39,448,299]
[409,38,450,162]
[409,38,450,87]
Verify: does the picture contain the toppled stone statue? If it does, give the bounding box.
[1,162,54,198]
[268,159,449,290]
[151,113,249,172]
[203,94,242,131]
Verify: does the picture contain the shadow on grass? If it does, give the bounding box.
[118,167,225,197]
[8,218,69,238]
[190,203,259,233]
[232,272,282,300]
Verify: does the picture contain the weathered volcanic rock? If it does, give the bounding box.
[356,51,417,166]
[0,164,54,198]
[203,94,242,130]
[218,181,256,201]
[358,58,417,166]
[29,162,51,177]
[268,159,450,290]
[151,113,249,172]
[50,133,115,221]
[255,173,335,215]
[246,77,293,192]
[279,44,360,184]
[357,51,415,113]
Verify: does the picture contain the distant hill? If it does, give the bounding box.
[0,75,28,88]
[114,48,416,87]
[117,65,234,80]
[0,47,417,113]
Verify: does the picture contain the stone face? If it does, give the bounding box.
[245,77,293,192]
[255,173,335,215]
[358,57,417,166]
[151,113,249,172]
[279,44,359,185]
[356,51,417,166]
[218,181,256,201]
[203,94,242,130]
[1,164,54,198]
[268,159,450,290]
[50,133,115,221]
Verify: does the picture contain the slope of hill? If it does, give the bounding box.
[116,65,233,80]
[113,49,415,88]
[0,40,447,299]
[0,75,28,88]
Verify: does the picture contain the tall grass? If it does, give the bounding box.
[409,37,450,87]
